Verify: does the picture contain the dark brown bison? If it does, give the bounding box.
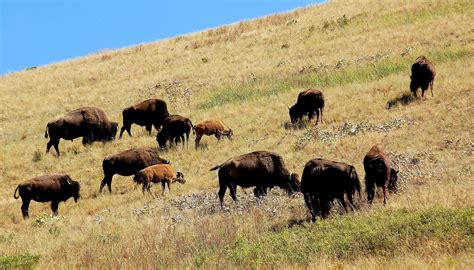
[13,175,81,219]
[410,56,436,98]
[99,147,170,193]
[289,89,325,125]
[45,107,118,156]
[364,145,399,205]
[156,115,194,149]
[119,98,170,138]
[300,158,361,222]
[210,151,300,207]
[193,119,233,149]
[136,164,186,196]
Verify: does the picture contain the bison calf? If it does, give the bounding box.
[14,175,80,219]
[364,145,399,205]
[410,56,436,98]
[136,164,186,196]
[210,151,300,207]
[300,158,361,222]
[193,119,233,149]
[289,89,325,125]
[45,107,118,156]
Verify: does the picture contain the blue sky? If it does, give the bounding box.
[1,0,323,75]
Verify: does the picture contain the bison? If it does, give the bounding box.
[119,98,170,138]
[300,158,361,222]
[99,147,170,193]
[210,151,300,207]
[45,107,118,156]
[13,174,80,219]
[364,145,399,205]
[193,119,233,149]
[289,89,325,125]
[156,115,194,149]
[410,56,436,98]
[136,164,186,196]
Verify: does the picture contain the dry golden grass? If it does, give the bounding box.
[0,0,473,268]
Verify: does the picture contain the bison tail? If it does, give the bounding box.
[44,123,49,139]
[188,120,195,135]
[13,185,20,199]
[210,164,221,171]
[350,166,361,197]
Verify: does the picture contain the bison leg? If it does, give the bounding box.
[99,174,113,193]
[315,110,320,125]
[180,135,185,149]
[320,108,324,123]
[185,132,190,148]
[46,139,60,156]
[347,193,356,211]
[319,197,331,219]
[218,185,227,207]
[145,124,152,135]
[229,183,238,203]
[21,198,31,219]
[119,124,131,138]
[338,194,348,214]
[161,182,166,195]
[366,178,375,205]
[53,142,60,156]
[51,201,59,217]
[142,182,148,194]
[195,134,202,150]
[304,194,317,222]
[382,186,387,205]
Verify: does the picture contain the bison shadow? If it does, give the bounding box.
[386,92,418,110]
[271,218,308,232]
[282,120,310,130]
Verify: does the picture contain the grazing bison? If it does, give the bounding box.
[13,175,80,219]
[136,164,186,196]
[300,158,361,222]
[289,89,325,125]
[156,115,194,149]
[45,107,118,156]
[120,98,170,138]
[410,56,436,98]
[99,147,170,193]
[193,119,233,149]
[210,151,300,207]
[364,145,399,205]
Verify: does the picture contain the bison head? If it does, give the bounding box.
[62,176,81,202]
[156,132,167,149]
[173,172,186,184]
[226,129,234,140]
[288,105,300,124]
[287,172,301,195]
[108,122,119,140]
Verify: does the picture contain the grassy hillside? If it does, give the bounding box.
[0,0,473,268]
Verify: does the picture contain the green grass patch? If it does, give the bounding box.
[225,207,474,268]
[197,81,291,110]
[0,253,40,270]
[198,47,472,109]
[381,0,473,25]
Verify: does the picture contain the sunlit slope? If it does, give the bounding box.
[0,0,473,269]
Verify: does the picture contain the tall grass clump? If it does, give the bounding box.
[225,207,474,268]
